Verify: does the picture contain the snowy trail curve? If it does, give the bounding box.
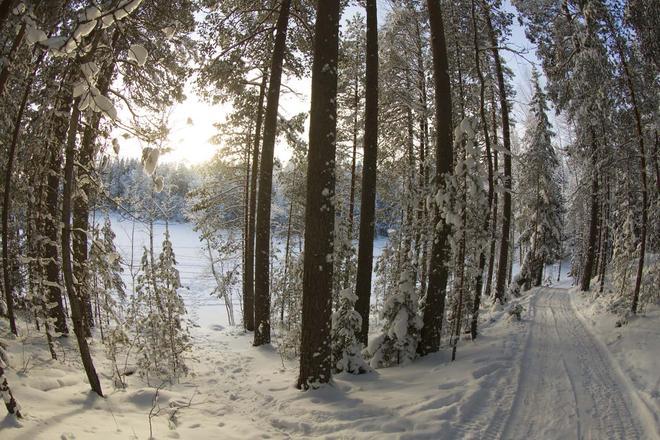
[502,287,648,440]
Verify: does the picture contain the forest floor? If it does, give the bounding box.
[1,285,658,439]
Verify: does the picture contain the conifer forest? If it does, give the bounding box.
[0,0,658,438]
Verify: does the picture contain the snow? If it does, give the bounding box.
[571,289,660,437]
[128,44,148,67]
[0,221,656,439]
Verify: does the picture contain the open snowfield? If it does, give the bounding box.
[1,219,658,439]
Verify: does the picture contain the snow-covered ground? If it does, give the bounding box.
[1,219,658,439]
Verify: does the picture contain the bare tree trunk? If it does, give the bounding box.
[484,0,512,304]
[280,200,293,324]
[419,0,453,356]
[580,137,599,292]
[2,74,33,335]
[244,71,268,332]
[485,89,499,297]
[254,0,291,346]
[297,0,340,390]
[61,100,103,397]
[354,0,379,347]
[72,50,117,336]
[470,0,494,340]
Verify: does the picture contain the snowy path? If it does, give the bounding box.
[502,287,647,440]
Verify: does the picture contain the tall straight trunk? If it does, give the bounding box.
[253,0,291,346]
[244,71,267,332]
[45,148,69,335]
[470,0,494,340]
[601,17,650,314]
[419,0,453,356]
[354,0,379,347]
[580,136,599,292]
[2,73,33,335]
[348,69,360,239]
[414,17,429,301]
[280,200,293,324]
[485,89,499,297]
[484,0,512,304]
[61,100,103,397]
[73,50,117,336]
[297,0,340,390]
[598,178,610,295]
[0,23,25,98]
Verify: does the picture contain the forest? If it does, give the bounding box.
[0,0,658,438]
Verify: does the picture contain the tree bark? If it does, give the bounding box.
[470,0,494,340]
[484,0,512,304]
[354,0,379,347]
[243,71,268,332]
[485,89,499,297]
[253,0,291,346]
[297,0,340,390]
[2,73,33,335]
[418,0,453,356]
[580,136,599,292]
[62,100,103,397]
[72,51,117,336]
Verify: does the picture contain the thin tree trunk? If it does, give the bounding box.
[484,0,512,304]
[348,68,359,239]
[280,200,293,324]
[244,71,268,332]
[419,0,453,356]
[61,99,103,397]
[354,0,379,347]
[72,50,117,336]
[485,89,499,297]
[297,0,340,390]
[470,0,494,340]
[254,0,291,346]
[580,136,599,292]
[2,72,33,335]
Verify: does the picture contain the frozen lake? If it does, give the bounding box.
[107,213,388,329]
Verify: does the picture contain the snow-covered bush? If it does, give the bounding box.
[129,227,191,385]
[331,288,369,374]
[366,232,421,369]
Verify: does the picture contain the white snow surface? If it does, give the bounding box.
[0,220,657,439]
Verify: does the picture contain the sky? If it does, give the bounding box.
[116,1,543,167]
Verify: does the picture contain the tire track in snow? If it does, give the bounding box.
[502,288,646,440]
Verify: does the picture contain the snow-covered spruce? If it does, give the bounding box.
[366,232,421,369]
[331,288,369,374]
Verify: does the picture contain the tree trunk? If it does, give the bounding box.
[580,138,599,292]
[418,0,453,356]
[354,0,379,347]
[2,74,33,335]
[297,0,340,390]
[470,0,494,340]
[484,0,512,304]
[244,71,268,332]
[61,100,103,397]
[254,0,291,346]
[72,52,117,336]
[485,89,499,297]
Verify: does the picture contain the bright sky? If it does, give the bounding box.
[117,1,546,167]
